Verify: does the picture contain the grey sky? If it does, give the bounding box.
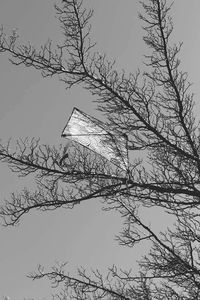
[0,1,199,299]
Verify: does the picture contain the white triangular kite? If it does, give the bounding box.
[61,108,128,170]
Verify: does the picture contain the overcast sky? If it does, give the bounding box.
[0,1,199,299]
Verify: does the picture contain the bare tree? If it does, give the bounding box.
[0,0,200,298]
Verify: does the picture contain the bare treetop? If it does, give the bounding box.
[0,0,200,298]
